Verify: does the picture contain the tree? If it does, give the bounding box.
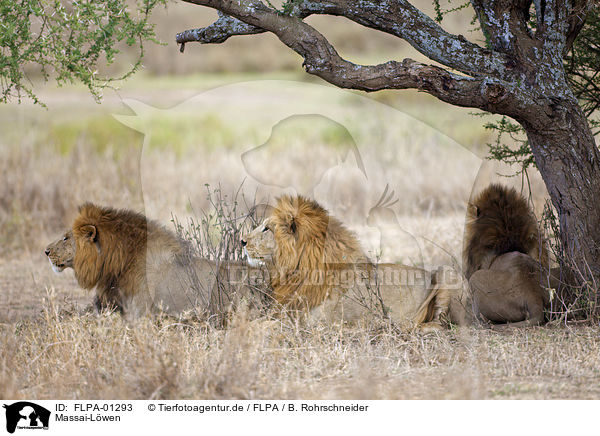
[175,0,600,307]
[487,9,600,174]
[0,0,164,105]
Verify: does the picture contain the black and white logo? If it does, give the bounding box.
[3,402,50,434]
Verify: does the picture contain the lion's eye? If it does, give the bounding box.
[262,226,269,232]
[63,236,68,241]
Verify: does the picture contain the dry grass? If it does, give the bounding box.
[2,300,599,400]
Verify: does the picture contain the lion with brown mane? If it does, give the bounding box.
[45,203,266,320]
[416,183,555,329]
[464,183,554,327]
[241,195,450,326]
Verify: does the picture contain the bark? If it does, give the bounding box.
[524,100,600,282]
[174,0,600,300]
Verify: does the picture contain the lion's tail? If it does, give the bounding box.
[413,270,452,331]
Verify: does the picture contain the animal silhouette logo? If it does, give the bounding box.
[367,184,424,266]
[2,402,50,433]
[113,80,483,268]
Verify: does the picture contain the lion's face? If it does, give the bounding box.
[241,218,276,267]
[45,230,75,273]
[242,195,368,310]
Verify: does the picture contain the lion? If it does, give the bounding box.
[464,183,548,279]
[463,184,553,327]
[241,195,446,326]
[417,184,553,329]
[46,203,268,320]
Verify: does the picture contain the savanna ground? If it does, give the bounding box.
[1,1,599,400]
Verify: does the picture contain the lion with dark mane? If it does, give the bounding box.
[46,203,266,319]
[419,183,553,329]
[464,184,548,278]
[242,195,445,326]
[463,183,552,327]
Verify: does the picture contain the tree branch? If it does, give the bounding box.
[175,0,535,119]
[301,0,511,78]
[176,12,264,52]
[563,0,590,54]
[177,0,514,79]
[534,0,589,55]
[470,0,536,56]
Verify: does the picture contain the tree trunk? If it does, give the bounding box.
[524,99,600,298]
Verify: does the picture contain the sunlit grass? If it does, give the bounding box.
[2,304,598,399]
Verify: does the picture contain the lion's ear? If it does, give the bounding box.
[467,203,480,218]
[254,204,274,219]
[290,218,297,234]
[282,212,297,235]
[80,224,97,243]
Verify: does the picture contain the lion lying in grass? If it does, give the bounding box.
[45,203,267,320]
[420,184,553,329]
[463,184,552,327]
[241,195,449,327]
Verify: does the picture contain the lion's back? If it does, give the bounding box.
[307,263,435,326]
[464,184,546,279]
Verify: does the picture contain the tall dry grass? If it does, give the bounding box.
[2,298,599,400]
[0,141,143,255]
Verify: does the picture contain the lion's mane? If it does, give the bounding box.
[464,183,548,279]
[268,195,369,310]
[72,202,187,313]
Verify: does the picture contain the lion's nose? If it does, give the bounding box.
[241,239,247,247]
[44,249,50,256]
